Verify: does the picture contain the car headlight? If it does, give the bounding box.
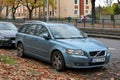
[0,33,8,40]
[66,49,84,55]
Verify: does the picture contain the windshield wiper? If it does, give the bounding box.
[55,38,67,39]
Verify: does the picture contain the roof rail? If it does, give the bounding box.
[25,20,46,24]
[51,21,73,25]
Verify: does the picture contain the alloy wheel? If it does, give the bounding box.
[52,51,65,71]
[17,43,25,57]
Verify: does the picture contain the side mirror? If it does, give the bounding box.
[43,33,51,40]
[43,35,50,40]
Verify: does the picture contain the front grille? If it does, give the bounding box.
[90,51,105,57]
[10,37,15,40]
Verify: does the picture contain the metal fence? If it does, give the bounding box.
[0,18,120,31]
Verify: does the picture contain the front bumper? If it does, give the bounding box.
[65,52,110,68]
[0,39,15,46]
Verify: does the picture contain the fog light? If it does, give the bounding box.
[74,62,85,66]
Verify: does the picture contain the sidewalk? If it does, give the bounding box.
[88,33,120,39]
[79,27,120,40]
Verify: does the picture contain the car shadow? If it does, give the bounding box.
[20,53,107,73]
[24,55,107,74]
[0,46,16,50]
[67,67,107,74]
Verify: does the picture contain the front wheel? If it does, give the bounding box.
[17,43,25,58]
[51,51,66,71]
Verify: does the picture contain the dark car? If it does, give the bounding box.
[16,20,110,71]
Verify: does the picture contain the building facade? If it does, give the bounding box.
[54,0,91,18]
[1,0,91,19]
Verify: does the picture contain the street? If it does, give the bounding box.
[0,37,120,80]
[94,37,120,63]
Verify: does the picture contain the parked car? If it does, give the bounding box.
[0,22,18,46]
[77,16,92,23]
[16,20,110,71]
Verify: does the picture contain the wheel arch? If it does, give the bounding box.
[50,49,65,63]
[16,41,23,46]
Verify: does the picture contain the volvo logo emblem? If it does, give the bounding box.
[94,51,102,57]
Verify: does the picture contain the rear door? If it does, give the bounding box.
[23,24,37,54]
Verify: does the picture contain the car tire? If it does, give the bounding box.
[17,42,25,58]
[51,51,66,72]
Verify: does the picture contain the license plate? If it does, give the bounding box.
[92,57,105,63]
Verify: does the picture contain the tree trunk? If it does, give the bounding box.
[39,7,41,19]
[6,6,9,18]
[91,0,96,24]
[43,6,45,18]
[12,11,16,20]
[12,8,16,20]
[28,9,33,19]
[0,6,2,18]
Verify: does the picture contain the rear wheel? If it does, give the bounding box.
[17,43,25,57]
[51,51,66,71]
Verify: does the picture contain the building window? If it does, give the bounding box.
[85,10,88,14]
[74,10,78,14]
[55,0,57,4]
[50,11,52,16]
[54,11,57,16]
[86,0,88,4]
[74,0,77,4]
[18,13,20,17]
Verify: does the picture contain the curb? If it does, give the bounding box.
[88,33,120,40]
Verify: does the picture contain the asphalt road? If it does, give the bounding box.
[93,37,120,62]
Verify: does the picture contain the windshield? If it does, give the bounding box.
[49,24,87,39]
[0,23,17,31]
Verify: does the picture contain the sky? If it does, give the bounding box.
[95,0,118,7]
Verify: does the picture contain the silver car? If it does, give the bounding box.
[0,22,17,46]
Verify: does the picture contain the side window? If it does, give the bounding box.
[35,25,49,38]
[19,24,29,33]
[26,24,37,35]
[35,25,42,36]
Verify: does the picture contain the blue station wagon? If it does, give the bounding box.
[15,20,110,71]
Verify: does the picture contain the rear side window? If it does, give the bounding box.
[35,25,42,36]
[19,24,30,33]
[25,24,37,35]
[35,25,49,38]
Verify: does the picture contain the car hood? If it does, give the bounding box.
[0,30,17,37]
[56,38,107,52]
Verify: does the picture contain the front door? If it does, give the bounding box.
[33,25,51,60]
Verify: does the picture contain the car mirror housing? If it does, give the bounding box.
[43,35,51,40]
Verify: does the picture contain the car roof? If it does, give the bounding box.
[24,20,72,26]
